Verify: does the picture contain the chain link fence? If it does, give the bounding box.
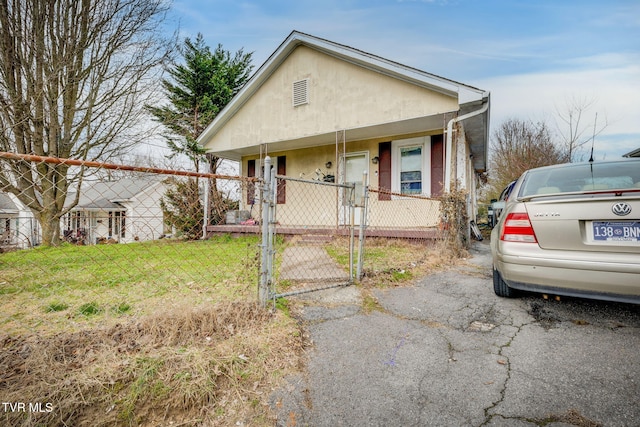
[0,152,258,338]
[266,174,358,300]
[2,152,454,320]
[367,188,441,239]
[256,158,448,302]
[358,187,444,280]
[0,151,459,425]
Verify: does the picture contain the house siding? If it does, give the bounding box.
[201,32,489,234]
[207,45,458,153]
[241,135,442,229]
[121,182,166,242]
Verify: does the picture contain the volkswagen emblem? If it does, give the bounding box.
[612,202,632,216]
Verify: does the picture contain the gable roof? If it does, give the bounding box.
[69,176,163,211]
[0,193,19,215]
[200,31,488,144]
[199,30,490,172]
[623,147,640,158]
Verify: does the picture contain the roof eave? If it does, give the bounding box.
[622,148,640,158]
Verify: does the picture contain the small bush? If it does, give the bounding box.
[439,184,469,257]
[112,303,132,314]
[78,302,102,316]
[45,302,69,313]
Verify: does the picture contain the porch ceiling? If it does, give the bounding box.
[210,104,489,173]
[212,112,452,161]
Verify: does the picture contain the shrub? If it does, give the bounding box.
[439,184,469,257]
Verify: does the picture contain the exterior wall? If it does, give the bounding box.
[1,216,40,249]
[207,45,458,152]
[120,182,166,243]
[245,144,356,228]
[367,197,441,228]
[242,136,442,229]
[451,121,478,224]
[1,194,40,249]
[61,182,167,244]
[448,121,475,192]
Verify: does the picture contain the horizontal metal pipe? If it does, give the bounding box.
[275,174,354,189]
[0,151,256,182]
[272,281,352,299]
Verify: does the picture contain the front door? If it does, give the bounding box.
[341,152,369,225]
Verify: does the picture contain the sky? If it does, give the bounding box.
[163,0,640,161]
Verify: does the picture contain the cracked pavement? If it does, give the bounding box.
[271,241,640,426]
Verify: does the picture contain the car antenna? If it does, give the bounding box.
[588,112,597,163]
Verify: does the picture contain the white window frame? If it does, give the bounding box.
[391,136,432,197]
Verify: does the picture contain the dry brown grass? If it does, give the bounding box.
[0,301,304,426]
[356,238,465,287]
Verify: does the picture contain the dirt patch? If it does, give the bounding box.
[528,301,561,329]
[543,408,603,427]
[0,301,304,426]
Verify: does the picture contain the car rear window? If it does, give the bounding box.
[519,161,640,198]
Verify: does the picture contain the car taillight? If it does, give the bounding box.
[500,212,538,243]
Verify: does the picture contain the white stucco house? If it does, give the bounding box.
[198,31,490,236]
[61,176,168,244]
[0,192,40,250]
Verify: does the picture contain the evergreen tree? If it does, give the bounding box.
[147,33,253,172]
[148,34,253,237]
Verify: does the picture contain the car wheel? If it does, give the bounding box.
[493,267,517,298]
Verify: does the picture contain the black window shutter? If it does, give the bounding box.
[276,156,286,204]
[247,159,256,205]
[378,142,392,200]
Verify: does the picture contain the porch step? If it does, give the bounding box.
[298,234,334,245]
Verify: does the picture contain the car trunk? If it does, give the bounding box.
[525,195,640,254]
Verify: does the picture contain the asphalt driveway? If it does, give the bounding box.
[271,241,640,426]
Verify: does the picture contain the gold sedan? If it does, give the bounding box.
[491,159,640,304]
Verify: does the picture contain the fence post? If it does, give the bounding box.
[348,184,355,281]
[268,170,277,298]
[259,156,272,307]
[202,178,210,240]
[356,171,368,280]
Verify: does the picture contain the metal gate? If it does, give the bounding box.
[258,156,368,306]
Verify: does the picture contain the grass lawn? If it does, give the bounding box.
[0,234,457,426]
[0,236,304,426]
[0,235,261,335]
[325,236,457,285]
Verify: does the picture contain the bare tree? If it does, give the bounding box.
[555,95,608,162]
[0,0,173,245]
[488,118,569,200]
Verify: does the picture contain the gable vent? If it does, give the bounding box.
[292,79,309,107]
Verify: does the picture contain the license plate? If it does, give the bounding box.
[592,221,640,242]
